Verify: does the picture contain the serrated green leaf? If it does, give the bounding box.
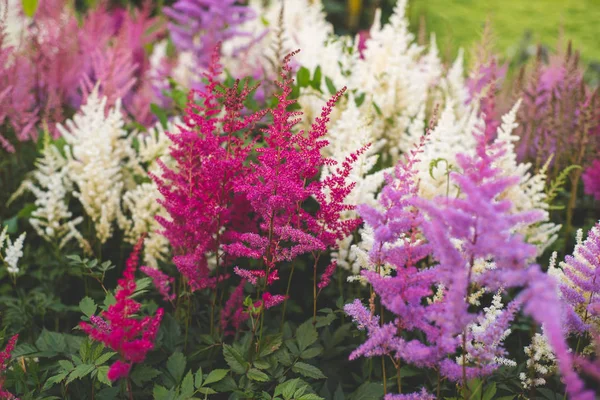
[298,394,323,400]
[247,368,270,382]
[167,352,186,384]
[21,0,39,17]
[350,382,384,400]
[35,330,66,354]
[311,66,322,90]
[259,334,282,357]
[253,359,270,370]
[274,378,300,398]
[131,365,161,387]
[300,346,323,359]
[297,67,311,88]
[150,103,168,129]
[194,367,203,388]
[296,320,318,351]
[292,362,326,379]
[94,351,116,366]
[325,77,336,95]
[482,382,496,400]
[58,360,75,372]
[66,364,95,384]
[203,369,228,385]
[79,297,97,318]
[96,366,111,386]
[153,385,172,400]
[180,371,195,397]
[42,372,69,390]
[197,387,217,395]
[223,344,247,374]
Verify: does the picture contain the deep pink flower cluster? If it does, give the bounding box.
[223,50,363,300]
[583,160,600,201]
[0,335,18,400]
[80,237,164,381]
[141,266,175,303]
[154,45,265,292]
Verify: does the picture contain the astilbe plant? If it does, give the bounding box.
[346,111,595,398]
[154,45,265,297]
[0,334,18,400]
[80,236,163,383]
[582,160,600,201]
[223,49,363,325]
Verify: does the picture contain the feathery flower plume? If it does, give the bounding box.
[0,334,18,400]
[80,236,163,381]
[141,266,175,303]
[583,160,600,201]
[0,227,26,275]
[155,44,265,291]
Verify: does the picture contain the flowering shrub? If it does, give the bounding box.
[0,1,599,399]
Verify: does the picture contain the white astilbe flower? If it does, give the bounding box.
[321,96,389,271]
[121,120,178,267]
[457,292,517,370]
[0,226,26,275]
[58,89,137,243]
[492,101,560,254]
[9,139,91,253]
[0,0,28,48]
[520,333,557,389]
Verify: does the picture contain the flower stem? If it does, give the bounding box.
[280,263,296,331]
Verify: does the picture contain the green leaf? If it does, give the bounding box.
[58,360,75,372]
[325,77,336,95]
[296,320,318,351]
[94,351,117,366]
[253,359,270,370]
[274,378,301,398]
[354,93,366,107]
[194,367,203,388]
[180,371,195,398]
[79,297,97,318]
[197,387,217,395]
[292,362,326,379]
[42,372,69,390]
[21,0,39,17]
[297,67,311,88]
[130,365,161,387]
[245,368,268,382]
[203,369,228,385]
[482,382,497,400]
[333,384,344,400]
[298,395,323,400]
[300,346,323,359]
[259,334,282,357]
[153,385,173,400]
[150,103,168,129]
[311,66,322,90]
[35,330,66,355]
[96,366,111,386]
[349,382,384,400]
[166,352,186,384]
[66,364,95,384]
[223,344,247,374]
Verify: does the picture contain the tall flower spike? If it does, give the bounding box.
[154,44,265,291]
[0,334,18,400]
[80,236,164,381]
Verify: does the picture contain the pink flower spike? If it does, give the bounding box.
[318,261,337,290]
[141,266,176,302]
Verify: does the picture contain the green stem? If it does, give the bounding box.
[280,263,296,331]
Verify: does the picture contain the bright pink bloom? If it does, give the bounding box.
[80,237,163,381]
[220,279,248,334]
[0,334,18,400]
[583,159,600,201]
[317,261,337,290]
[141,266,175,302]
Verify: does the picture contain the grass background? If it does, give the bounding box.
[323,0,600,79]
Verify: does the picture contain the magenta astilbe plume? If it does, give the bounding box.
[0,334,18,400]
[154,45,265,291]
[140,266,175,303]
[80,237,164,381]
[583,160,600,201]
[220,279,248,335]
[224,50,362,300]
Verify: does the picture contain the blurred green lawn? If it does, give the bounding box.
[407,0,600,66]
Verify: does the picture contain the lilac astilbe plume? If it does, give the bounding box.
[347,108,594,398]
[550,222,600,336]
[154,45,265,291]
[512,43,600,177]
[165,0,257,72]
